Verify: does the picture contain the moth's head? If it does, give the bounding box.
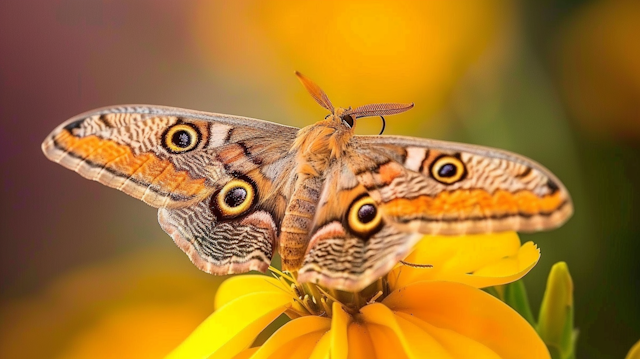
[330,107,356,130]
[295,71,414,134]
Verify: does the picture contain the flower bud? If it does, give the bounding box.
[537,262,576,359]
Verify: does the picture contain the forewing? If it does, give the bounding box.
[42,105,297,208]
[42,105,298,274]
[351,135,573,235]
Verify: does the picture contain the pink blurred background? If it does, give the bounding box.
[1,1,639,358]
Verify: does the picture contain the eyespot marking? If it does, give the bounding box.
[430,154,467,185]
[211,178,257,219]
[162,123,201,154]
[347,195,382,239]
[225,186,248,208]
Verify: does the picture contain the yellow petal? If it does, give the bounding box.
[360,303,452,359]
[309,331,332,359]
[389,233,537,289]
[383,281,550,359]
[264,331,327,359]
[215,275,290,310]
[330,302,351,359]
[407,232,522,270]
[231,347,259,359]
[346,322,376,359]
[474,241,539,276]
[251,316,331,359]
[395,312,502,359]
[462,241,540,288]
[165,291,292,359]
[366,323,410,359]
[626,339,640,359]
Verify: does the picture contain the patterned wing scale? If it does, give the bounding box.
[158,199,278,275]
[42,105,297,208]
[298,221,420,291]
[297,161,422,290]
[42,105,298,275]
[351,136,573,235]
[297,136,573,291]
[45,114,210,207]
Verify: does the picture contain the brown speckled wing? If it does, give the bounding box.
[297,135,573,292]
[351,135,573,235]
[297,161,421,291]
[42,105,298,275]
[298,158,420,291]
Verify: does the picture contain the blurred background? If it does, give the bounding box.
[1,1,639,358]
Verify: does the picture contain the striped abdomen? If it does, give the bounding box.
[279,176,323,270]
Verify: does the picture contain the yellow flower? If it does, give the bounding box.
[166,232,549,359]
[0,247,223,359]
[627,339,640,359]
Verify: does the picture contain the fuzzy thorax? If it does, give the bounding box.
[291,111,354,177]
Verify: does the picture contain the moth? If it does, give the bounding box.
[42,72,572,292]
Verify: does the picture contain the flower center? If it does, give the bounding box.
[270,268,389,318]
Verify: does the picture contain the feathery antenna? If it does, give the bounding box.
[345,102,415,119]
[295,72,414,127]
[295,71,334,113]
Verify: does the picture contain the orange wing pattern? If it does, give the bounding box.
[296,136,572,291]
[43,105,298,276]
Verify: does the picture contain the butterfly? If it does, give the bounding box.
[42,72,573,292]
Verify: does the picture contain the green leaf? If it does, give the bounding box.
[503,280,536,326]
[482,285,503,301]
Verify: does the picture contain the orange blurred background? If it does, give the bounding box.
[1,1,639,358]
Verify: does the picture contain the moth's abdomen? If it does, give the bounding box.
[279,176,323,270]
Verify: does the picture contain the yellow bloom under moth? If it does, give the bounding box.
[166,232,549,359]
[627,339,640,359]
[388,232,540,290]
[165,288,293,359]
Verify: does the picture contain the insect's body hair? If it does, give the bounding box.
[282,111,354,270]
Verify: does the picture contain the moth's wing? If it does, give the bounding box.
[297,135,572,291]
[297,160,421,291]
[157,197,285,275]
[42,105,298,274]
[351,135,573,235]
[42,105,298,208]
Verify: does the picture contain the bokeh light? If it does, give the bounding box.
[190,0,509,119]
[556,0,640,139]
